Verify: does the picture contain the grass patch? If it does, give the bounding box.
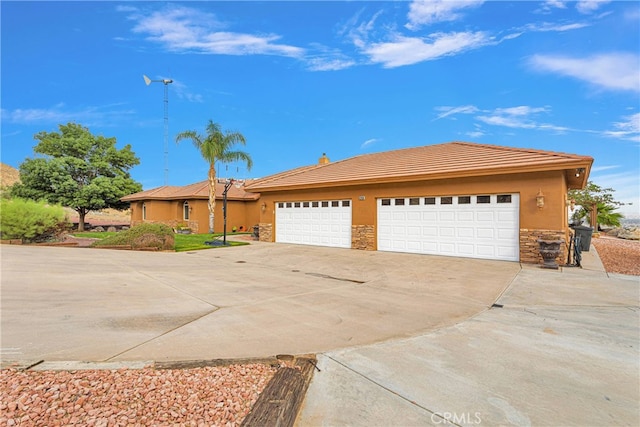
[73,230,250,251]
[72,232,118,239]
[174,233,250,252]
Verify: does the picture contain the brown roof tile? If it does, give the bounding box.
[121,179,260,202]
[245,141,593,192]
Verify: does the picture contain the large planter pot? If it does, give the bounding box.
[538,239,564,269]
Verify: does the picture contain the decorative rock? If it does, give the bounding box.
[107,226,117,232]
[92,226,105,232]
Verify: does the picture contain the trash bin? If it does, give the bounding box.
[572,225,593,252]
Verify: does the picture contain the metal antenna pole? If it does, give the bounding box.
[143,75,173,186]
[163,82,169,186]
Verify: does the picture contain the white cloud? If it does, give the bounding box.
[170,80,204,103]
[529,53,640,92]
[126,5,304,58]
[406,0,484,29]
[602,113,640,142]
[434,105,479,120]
[465,130,484,138]
[306,57,356,72]
[361,138,379,149]
[364,31,490,68]
[576,0,612,14]
[1,103,135,126]
[544,0,567,9]
[525,22,590,32]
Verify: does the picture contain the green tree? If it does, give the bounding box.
[11,123,142,231]
[176,120,253,233]
[568,181,627,230]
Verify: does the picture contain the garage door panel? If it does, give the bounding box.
[422,226,438,236]
[457,211,474,222]
[276,200,351,249]
[439,211,455,221]
[378,194,519,261]
[477,245,495,256]
[440,227,455,237]
[423,212,437,221]
[458,243,474,255]
[457,227,474,238]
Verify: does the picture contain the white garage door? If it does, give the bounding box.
[378,194,519,261]
[275,200,352,248]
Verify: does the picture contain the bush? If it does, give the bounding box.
[0,198,68,242]
[92,223,175,250]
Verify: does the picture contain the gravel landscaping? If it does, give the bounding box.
[0,364,276,426]
[592,236,640,276]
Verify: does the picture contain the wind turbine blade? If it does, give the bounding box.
[143,75,152,86]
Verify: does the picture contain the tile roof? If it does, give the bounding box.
[121,179,260,202]
[246,141,593,192]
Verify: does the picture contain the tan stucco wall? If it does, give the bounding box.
[129,199,260,234]
[255,170,571,256]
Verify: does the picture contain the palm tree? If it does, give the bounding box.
[176,120,253,233]
[571,202,623,230]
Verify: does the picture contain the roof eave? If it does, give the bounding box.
[248,159,595,193]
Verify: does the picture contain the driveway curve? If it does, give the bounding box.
[1,243,519,362]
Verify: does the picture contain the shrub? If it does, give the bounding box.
[92,223,175,250]
[0,198,68,242]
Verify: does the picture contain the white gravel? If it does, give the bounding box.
[0,364,276,426]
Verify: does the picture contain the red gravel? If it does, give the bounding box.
[592,236,640,276]
[0,364,276,426]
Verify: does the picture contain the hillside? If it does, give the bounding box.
[0,163,20,188]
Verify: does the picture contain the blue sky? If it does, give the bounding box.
[2,1,639,215]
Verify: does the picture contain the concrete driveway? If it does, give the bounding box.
[297,253,640,426]
[0,242,519,362]
[3,242,638,426]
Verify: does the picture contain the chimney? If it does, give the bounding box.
[318,153,330,165]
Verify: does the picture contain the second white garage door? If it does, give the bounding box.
[275,200,352,248]
[378,194,519,261]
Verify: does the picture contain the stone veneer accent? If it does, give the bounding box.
[520,228,567,266]
[259,223,273,242]
[351,225,375,250]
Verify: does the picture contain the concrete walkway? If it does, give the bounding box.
[296,247,640,426]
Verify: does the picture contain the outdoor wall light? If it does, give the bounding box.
[536,189,545,209]
[575,168,585,178]
[261,202,267,212]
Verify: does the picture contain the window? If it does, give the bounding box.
[381,199,391,206]
[322,201,329,207]
[183,201,190,220]
[497,194,512,203]
[409,198,420,205]
[142,203,147,220]
[286,202,292,208]
[278,202,284,208]
[394,198,405,206]
[294,202,301,208]
[477,195,491,204]
[458,196,471,204]
[342,200,350,207]
[312,201,319,207]
[331,201,340,207]
[441,197,453,205]
[303,202,310,208]
[424,197,436,205]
